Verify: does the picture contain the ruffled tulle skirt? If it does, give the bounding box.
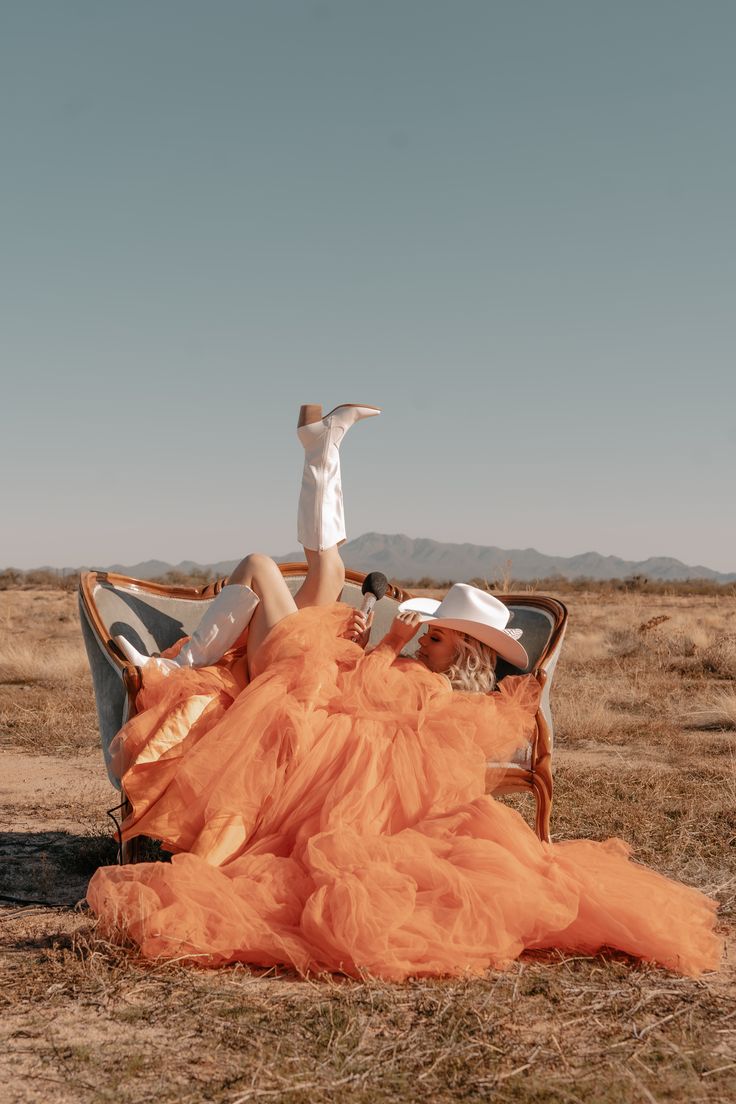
[87,605,722,979]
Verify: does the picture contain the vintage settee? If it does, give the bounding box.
[79,565,567,859]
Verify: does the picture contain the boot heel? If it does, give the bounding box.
[298,404,323,428]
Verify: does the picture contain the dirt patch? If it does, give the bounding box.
[1,749,116,818]
[0,749,118,909]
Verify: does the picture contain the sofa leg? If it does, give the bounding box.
[121,836,141,864]
[118,792,141,864]
[532,776,553,843]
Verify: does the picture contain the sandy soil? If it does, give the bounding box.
[0,750,117,909]
[2,749,115,820]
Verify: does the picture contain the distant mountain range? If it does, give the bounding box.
[46,532,735,583]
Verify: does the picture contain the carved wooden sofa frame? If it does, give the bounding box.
[78,566,567,859]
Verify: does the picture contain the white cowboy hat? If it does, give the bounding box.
[398,583,528,669]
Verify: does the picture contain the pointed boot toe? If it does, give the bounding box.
[114,635,179,674]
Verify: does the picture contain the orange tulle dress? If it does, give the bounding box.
[87,604,722,979]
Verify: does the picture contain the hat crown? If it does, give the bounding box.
[437,584,510,631]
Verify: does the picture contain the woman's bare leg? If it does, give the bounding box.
[228,545,346,666]
[229,543,344,622]
[293,546,345,609]
[228,553,298,662]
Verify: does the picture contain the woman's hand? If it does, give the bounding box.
[385,610,423,649]
[344,608,373,649]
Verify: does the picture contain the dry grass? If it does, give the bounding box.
[0,591,98,754]
[0,683,98,753]
[702,638,736,681]
[685,690,736,732]
[0,642,89,685]
[1,588,735,1103]
[2,923,734,1104]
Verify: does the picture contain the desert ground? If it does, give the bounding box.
[1,582,735,1103]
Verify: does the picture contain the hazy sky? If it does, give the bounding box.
[2,1,734,572]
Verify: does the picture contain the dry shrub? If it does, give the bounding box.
[656,629,700,658]
[0,569,24,590]
[0,568,80,591]
[604,627,643,659]
[701,635,736,680]
[657,618,714,649]
[159,568,217,587]
[395,575,736,598]
[638,613,670,633]
[685,690,736,731]
[684,623,719,651]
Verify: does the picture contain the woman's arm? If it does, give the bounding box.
[342,608,423,655]
[364,610,422,658]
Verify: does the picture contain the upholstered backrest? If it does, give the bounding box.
[89,584,207,653]
[495,598,566,753]
[79,571,566,792]
[79,592,130,789]
[86,573,402,655]
[499,603,563,766]
[495,604,558,678]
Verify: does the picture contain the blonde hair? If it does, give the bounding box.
[445,631,497,693]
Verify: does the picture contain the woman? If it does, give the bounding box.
[94,404,722,980]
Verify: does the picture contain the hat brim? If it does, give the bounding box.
[399,597,442,618]
[398,599,529,670]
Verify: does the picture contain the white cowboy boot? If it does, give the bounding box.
[114,584,259,674]
[297,403,380,551]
